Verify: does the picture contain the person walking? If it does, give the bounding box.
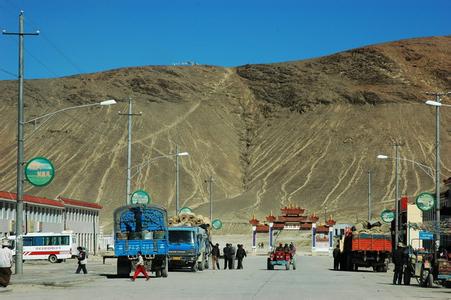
[236,244,247,269]
[223,244,229,269]
[0,239,13,288]
[75,246,88,274]
[333,244,341,270]
[392,243,405,285]
[210,242,220,270]
[131,251,149,281]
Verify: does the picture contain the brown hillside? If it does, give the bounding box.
[0,36,450,232]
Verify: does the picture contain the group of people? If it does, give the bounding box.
[210,242,247,270]
[275,242,296,256]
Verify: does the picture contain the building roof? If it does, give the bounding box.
[0,191,64,207]
[0,191,102,210]
[58,196,103,210]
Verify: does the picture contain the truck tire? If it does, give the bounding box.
[267,258,272,270]
[285,263,290,270]
[117,257,131,278]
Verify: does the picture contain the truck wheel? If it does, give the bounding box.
[117,257,131,278]
[285,263,290,270]
[48,255,58,263]
[267,258,272,270]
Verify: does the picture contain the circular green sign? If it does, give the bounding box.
[380,209,395,223]
[179,207,192,214]
[212,219,222,230]
[416,192,435,212]
[130,190,151,205]
[25,157,55,187]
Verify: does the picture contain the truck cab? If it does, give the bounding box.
[168,226,210,271]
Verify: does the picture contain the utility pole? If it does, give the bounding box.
[176,145,180,215]
[2,11,39,275]
[368,170,372,221]
[119,98,142,205]
[205,176,213,221]
[394,144,400,250]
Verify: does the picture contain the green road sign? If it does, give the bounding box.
[212,219,223,230]
[416,192,435,212]
[25,157,55,187]
[130,190,151,205]
[380,209,395,223]
[179,207,192,214]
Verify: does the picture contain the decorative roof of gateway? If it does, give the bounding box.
[0,191,102,210]
[57,196,102,210]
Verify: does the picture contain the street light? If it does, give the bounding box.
[13,99,116,274]
[129,151,189,213]
[377,151,441,249]
[377,154,436,179]
[377,146,400,249]
[425,92,450,251]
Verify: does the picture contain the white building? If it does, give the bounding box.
[0,191,102,255]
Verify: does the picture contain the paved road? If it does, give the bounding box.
[1,255,450,300]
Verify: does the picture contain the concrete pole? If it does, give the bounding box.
[3,11,39,275]
[395,144,400,250]
[434,93,441,249]
[209,176,213,222]
[119,98,141,205]
[126,98,132,205]
[176,145,179,215]
[368,170,372,221]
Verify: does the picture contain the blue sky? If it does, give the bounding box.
[0,0,450,80]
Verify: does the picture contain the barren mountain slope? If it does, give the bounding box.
[0,36,450,232]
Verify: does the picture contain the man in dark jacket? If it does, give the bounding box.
[210,242,220,270]
[223,244,229,269]
[75,247,88,274]
[392,243,405,284]
[333,244,341,270]
[236,244,247,269]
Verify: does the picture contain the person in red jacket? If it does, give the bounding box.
[131,252,149,281]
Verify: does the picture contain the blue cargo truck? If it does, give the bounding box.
[114,204,169,277]
[168,225,210,271]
